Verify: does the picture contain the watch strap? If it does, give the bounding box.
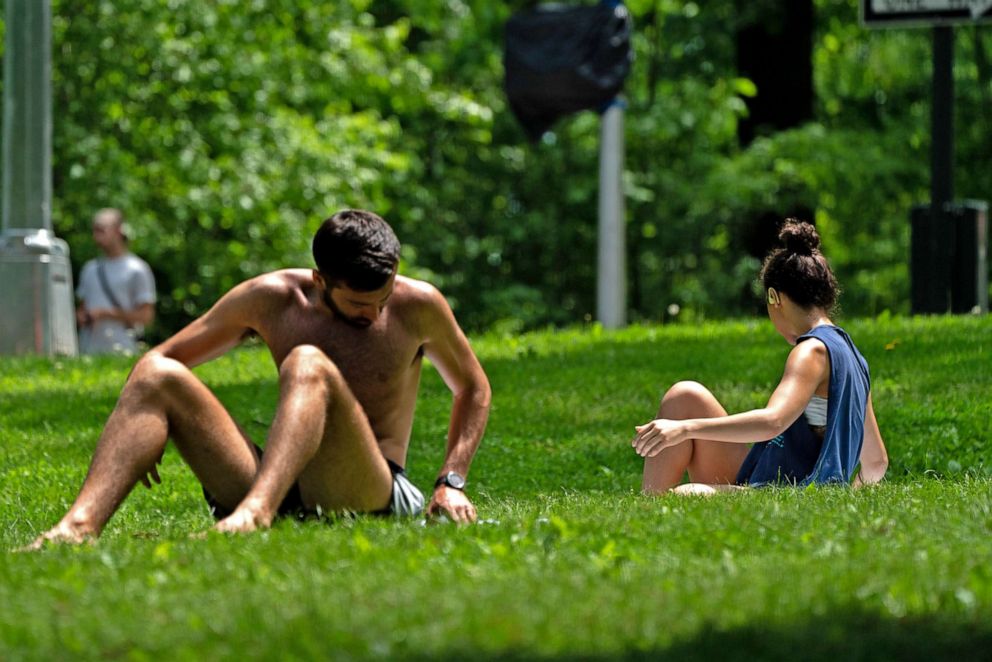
[434,472,465,490]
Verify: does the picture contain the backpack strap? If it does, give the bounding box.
[96,260,124,310]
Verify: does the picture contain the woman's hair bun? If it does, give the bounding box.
[778,219,820,256]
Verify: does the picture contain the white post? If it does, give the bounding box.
[597,99,626,329]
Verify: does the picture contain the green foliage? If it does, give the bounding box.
[47,0,446,327]
[0,0,990,334]
[1,318,991,659]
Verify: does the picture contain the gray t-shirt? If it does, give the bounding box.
[77,253,156,354]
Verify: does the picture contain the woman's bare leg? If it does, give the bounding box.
[642,381,750,494]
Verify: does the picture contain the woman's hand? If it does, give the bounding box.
[633,419,689,457]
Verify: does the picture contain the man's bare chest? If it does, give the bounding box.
[262,313,423,396]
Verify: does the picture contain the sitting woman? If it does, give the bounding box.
[633,219,888,494]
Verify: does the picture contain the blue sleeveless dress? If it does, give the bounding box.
[735,325,870,486]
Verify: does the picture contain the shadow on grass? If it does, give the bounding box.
[405,611,992,661]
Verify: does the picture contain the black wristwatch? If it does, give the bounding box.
[434,471,466,491]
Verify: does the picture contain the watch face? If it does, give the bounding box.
[445,472,466,489]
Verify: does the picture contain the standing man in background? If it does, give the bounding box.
[76,208,157,354]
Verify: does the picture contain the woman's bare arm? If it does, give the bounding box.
[633,339,829,457]
[853,394,888,486]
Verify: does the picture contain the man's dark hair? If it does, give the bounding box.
[760,218,840,311]
[312,210,401,291]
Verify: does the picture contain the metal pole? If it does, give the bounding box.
[0,0,78,355]
[913,26,956,314]
[597,99,626,329]
[2,0,52,232]
[925,25,955,313]
[932,26,954,211]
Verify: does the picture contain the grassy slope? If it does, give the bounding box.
[1,316,990,660]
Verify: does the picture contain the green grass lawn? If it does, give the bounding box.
[1,315,990,660]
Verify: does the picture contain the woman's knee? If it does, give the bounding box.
[660,380,712,411]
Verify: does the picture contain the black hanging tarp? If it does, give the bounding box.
[504,2,633,141]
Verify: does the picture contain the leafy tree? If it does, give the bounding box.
[1,0,987,335]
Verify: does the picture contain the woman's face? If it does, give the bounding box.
[765,288,800,345]
[767,303,798,345]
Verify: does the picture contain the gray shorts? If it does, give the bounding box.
[382,459,425,517]
[204,452,424,519]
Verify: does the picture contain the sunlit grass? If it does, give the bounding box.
[1,316,989,659]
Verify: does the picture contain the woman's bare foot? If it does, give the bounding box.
[671,482,745,496]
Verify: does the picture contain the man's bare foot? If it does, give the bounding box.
[17,523,97,552]
[213,507,273,535]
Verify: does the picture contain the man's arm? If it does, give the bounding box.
[85,303,154,328]
[76,302,92,328]
[75,263,95,327]
[419,284,492,523]
[150,277,269,367]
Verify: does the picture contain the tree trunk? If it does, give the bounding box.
[735,0,814,145]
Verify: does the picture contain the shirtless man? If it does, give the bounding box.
[28,209,490,546]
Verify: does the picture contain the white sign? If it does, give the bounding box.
[863,0,992,25]
[873,1,992,19]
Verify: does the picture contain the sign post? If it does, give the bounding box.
[504,1,633,328]
[862,0,990,314]
[597,99,627,329]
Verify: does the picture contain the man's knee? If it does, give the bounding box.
[279,345,345,394]
[127,352,193,397]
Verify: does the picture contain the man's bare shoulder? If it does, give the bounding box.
[391,275,453,320]
[242,268,312,290]
[393,275,445,304]
[207,270,316,328]
[390,275,458,339]
[235,269,314,301]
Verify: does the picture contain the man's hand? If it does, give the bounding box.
[632,418,689,458]
[76,307,93,328]
[213,499,275,534]
[427,486,477,523]
[84,307,118,323]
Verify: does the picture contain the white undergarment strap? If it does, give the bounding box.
[804,394,828,427]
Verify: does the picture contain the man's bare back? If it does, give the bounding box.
[25,210,490,548]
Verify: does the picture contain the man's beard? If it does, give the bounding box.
[323,290,372,328]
